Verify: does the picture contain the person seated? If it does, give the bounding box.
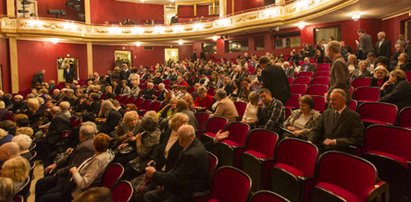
[308,88,363,153]
[15,127,34,138]
[370,65,389,88]
[142,82,157,100]
[0,142,20,166]
[120,80,131,96]
[211,89,239,122]
[175,100,197,129]
[257,88,286,134]
[238,78,251,102]
[130,80,140,97]
[0,128,13,146]
[11,134,33,161]
[282,62,295,77]
[351,60,372,79]
[35,123,96,202]
[194,86,213,111]
[114,111,142,145]
[158,97,178,121]
[379,69,411,110]
[156,83,168,101]
[152,72,163,85]
[72,187,112,202]
[347,54,358,76]
[144,125,209,202]
[395,52,411,71]
[242,91,259,127]
[0,156,30,192]
[0,177,15,202]
[25,98,46,130]
[301,57,315,72]
[97,100,122,135]
[283,95,322,140]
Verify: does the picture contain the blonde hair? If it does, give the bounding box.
[0,177,14,202]
[0,128,7,139]
[12,135,32,151]
[168,113,189,131]
[123,111,139,125]
[27,98,40,111]
[0,157,30,182]
[15,127,34,137]
[144,111,159,123]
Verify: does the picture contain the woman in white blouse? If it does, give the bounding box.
[242,91,259,127]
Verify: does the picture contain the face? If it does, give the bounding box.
[389,74,397,83]
[359,62,366,70]
[259,92,272,105]
[199,92,207,98]
[329,92,345,110]
[128,117,138,127]
[374,70,385,79]
[299,102,311,113]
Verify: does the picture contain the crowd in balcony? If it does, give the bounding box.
[0,28,410,201]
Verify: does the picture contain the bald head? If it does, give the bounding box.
[0,142,20,162]
[177,125,195,149]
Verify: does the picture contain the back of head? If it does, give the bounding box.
[1,156,30,182]
[0,142,20,161]
[59,101,70,111]
[0,101,5,109]
[216,89,227,100]
[80,122,98,140]
[72,187,112,202]
[327,41,342,54]
[259,56,270,65]
[12,134,32,151]
[0,177,14,202]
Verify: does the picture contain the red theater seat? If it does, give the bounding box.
[218,122,250,167]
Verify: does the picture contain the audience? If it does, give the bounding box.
[0,177,15,202]
[0,156,30,192]
[379,69,411,110]
[211,89,239,122]
[257,88,285,134]
[11,134,33,161]
[242,91,259,127]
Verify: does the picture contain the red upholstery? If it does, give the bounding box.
[148,101,162,112]
[285,94,301,109]
[103,163,124,189]
[234,101,247,117]
[358,102,398,125]
[293,76,311,85]
[306,84,328,96]
[207,151,219,179]
[112,180,133,202]
[351,77,371,89]
[353,86,380,102]
[223,122,250,147]
[134,98,144,108]
[310,95,326,112]
[349,99,358,111]
[250,190,290,202]
[205,116,228,135]
[310,77,330,85]
[285,107,292,119]
[289,84,307,95]
[297,71,313,77]
[399,106,411,129]
[208,167,251,202]
[314,152,378,201]
[125,96,136,104]
[313,71,330,77]
[244,129,278,160]
[195,112,210,131]
[287,77,294,85]
[139,100,152,111]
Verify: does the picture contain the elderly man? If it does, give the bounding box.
[212,89,238,122]
[257,88,285,134]
[375,31,391,59]
[308,88,363,153]
[144,125,209,202]
[35,122,97,202]
[0,142,20,166]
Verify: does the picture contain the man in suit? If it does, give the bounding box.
[144,124,209,202]
[356,29,374,60]
[259,56,290,104]
[308,88,363,153]
[32,69,46,88]
[375,31,391,59]
[35,123,96,202]
[63,64,75,83]
[327,41,351,101]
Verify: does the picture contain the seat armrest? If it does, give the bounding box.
[366,181,389,202]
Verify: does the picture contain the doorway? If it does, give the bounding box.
[57,57,78,83]
[165,48,179,63]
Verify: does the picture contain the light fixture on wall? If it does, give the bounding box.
[50,38,60,44]
[297,21,306,30]
[177,39,184,45]
[211,35,219,41]
[135,41,142,47]
[351,12,362,21]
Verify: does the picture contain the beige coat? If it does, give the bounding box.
[214,97,239,122]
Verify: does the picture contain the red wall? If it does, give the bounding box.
[178,6,194,18]
[0,0,6,16]
[92,45,192,75]
[17,40,87,90]
[235,0,265,13]
[36,0,81,21]
[0,38,11,92]
[382,13,411,52]
[90,0,164,24]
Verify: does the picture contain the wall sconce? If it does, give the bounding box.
[135,41,142,47]
[297,21,306,30]
[177,39,184,45]
[211,36,219,41]
[351,12,362,21]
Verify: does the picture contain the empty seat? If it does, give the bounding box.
[194,166,252,202]
[240,129,279,191]
[361,124,411,201]
[310,77,330,85]
[349,99,358,111]
[313,71,330,78]
[234,101,247,118]
[270,138,318,202]
[293,76,311,85]
[195,112,210,133]
[311,95,326,112]
[249,190,290,202]
[218,122,250,166]
[312,151,389,202]
[201,116,228,143]
[148,101,162,112]
[351,77,371,89]
[133,98,144,108]
[297,71,313,77]
[398,106,411,129]
[139,99,153,115]
[287,77,294,85]
[353,86,380,102]
[306,84,328,96]
[285,94,301,109]
[103,163,125,189]
[289,84,307,95]
[112,180,133,202]
[357,102,398,125]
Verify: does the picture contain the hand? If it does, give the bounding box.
[145,166,156,178]
[213,130,229,143]
[286,126,296,131]
[292,130,304,137]
[323,139,337,146]
[45,163,57,174]
[69,167,78,175]
[65,148,74,155]
[118,143,128,149]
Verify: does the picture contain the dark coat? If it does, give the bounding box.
[153,130,182,172]
[99,109,122,135]
[380,79,411,110]
[375,39,391,59]
[261,64,290,104]
[46,113,72,145]
[63,68,75,83]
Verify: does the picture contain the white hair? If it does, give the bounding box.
[12,134,32,151]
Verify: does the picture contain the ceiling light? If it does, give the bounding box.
[50,38,60,44]
[177,39,184,45]
[135,41,142,47]
[351,12,362,21]
[297,21,306,30]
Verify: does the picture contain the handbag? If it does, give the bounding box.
[128,156,150,174]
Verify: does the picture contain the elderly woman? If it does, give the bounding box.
[370,65,390,88]
[212,89,239,122]
[115,111,142,142]
[97,100,122,135]
[156,83,168,101]
[0,157,30,192]
[130,80,140,97]
[0,128,13,146]
[120,80,131,96]
[0,177,15,202]
[158,97,178,120]
[176,100,198,129]
[12,134,33,161]
[352,60,372,79]
[283,95,322,140]
[242,91,259,126]
[347,54,358,76]
[379,69,411,110]
[194,86,213,111]
[25,98,45,129]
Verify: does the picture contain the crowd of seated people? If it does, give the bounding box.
[0,33,410,201]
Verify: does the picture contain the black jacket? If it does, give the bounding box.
[261,64,290,104]
[380,79,411,110]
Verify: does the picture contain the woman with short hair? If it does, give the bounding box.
[12,134,33,161]
[0,157,30,192]
[379,69,411,110]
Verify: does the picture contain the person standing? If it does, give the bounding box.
[375,31,391,59]
[327,41,351,101]
[356,29,374,60]
[259,56,290,104]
